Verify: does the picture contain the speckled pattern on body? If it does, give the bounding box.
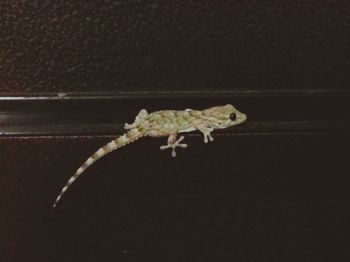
[53,104,247,207]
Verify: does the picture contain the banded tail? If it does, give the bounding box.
[53,128,145,207]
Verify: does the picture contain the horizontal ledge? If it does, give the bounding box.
[0,89,349,100]
[0,91,348,136]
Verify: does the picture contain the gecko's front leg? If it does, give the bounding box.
[196,125,214,143]
[160,134,188,157]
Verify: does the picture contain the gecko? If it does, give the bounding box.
[53,104,247,207]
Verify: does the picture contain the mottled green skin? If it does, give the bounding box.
[129,104,247,137]
[54,104,247,207]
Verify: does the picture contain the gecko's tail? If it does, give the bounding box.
[53,128,144,207]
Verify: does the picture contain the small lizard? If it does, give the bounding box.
[53,104,247,207]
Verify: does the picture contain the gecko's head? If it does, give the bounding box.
[204,104,247,129]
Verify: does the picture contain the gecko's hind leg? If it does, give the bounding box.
[160,134,187,157]
[125,109,148,129]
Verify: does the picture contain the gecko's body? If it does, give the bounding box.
[53,104,247,207]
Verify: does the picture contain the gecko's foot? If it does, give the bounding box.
[203,133,214,143]
[160,136,187,157]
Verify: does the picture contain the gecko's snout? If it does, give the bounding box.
[234,111,247,124]
[241,113,247,121]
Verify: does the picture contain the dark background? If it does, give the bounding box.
[1,1,350,93]
[0,1,349,261]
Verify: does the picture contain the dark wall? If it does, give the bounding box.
[1,1,349,94]
[1,1,349,262]
[1,134,348,261]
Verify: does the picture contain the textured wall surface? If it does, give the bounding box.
[1,1,349,93]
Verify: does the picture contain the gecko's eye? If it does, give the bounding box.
[229,113,236,121]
